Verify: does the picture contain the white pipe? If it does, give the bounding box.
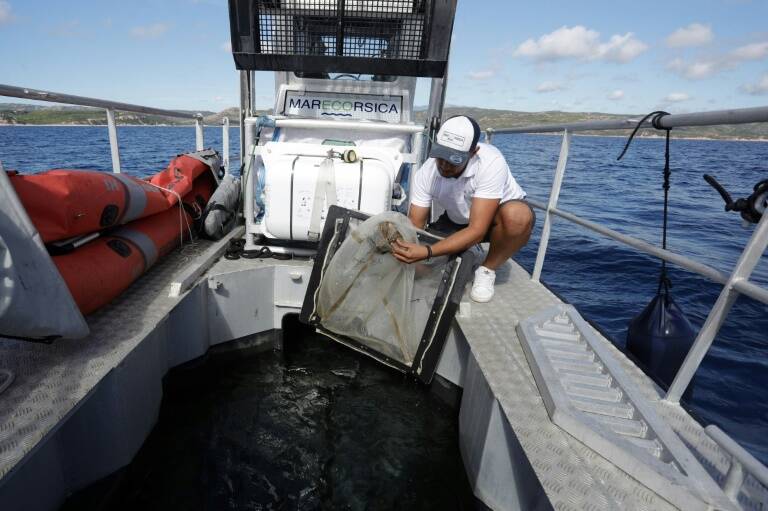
[195,118,204,151]
[532,130,570,282]
[0,83,197,119]
[264,117,424,134]
[106,108,121,174]
[222,117,230,175]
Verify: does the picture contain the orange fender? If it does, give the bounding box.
[53,172,216,315]
[9,154,211,243]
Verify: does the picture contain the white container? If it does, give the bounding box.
[260,142,399,241]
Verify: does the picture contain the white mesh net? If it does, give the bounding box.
[315,211,448,366]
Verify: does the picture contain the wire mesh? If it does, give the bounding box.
[255,1,428,60]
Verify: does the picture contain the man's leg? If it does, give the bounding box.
[482,201,535,270]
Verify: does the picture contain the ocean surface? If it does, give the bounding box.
[1,125,767,467]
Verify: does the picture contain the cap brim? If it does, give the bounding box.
[429,143,469,166]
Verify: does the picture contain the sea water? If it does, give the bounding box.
[62,321,474,510]
[1,126,766,466]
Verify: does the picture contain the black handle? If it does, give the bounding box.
[703,174,735,211]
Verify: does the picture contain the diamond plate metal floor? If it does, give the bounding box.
[2,242,765,511]
[457,260,767,510]
[0,241,216,481]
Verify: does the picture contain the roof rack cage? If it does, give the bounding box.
[227,0,456,77]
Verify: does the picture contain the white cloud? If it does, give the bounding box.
[536,81,563,93]
[598,33,649,63]
[467,69,495,80]
[221,41,232,52]
[513,25,648,63]
[0,1,13,25]
[130,23,169,39]
[730,42,768,61]
[608,90,625,100]
[665,23,713,48]
[666,57,727,80]
[741,74,768,95]
[665,92,690,102]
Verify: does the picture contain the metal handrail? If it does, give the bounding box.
[244,116,425,134]
[0,84,202,119]
[485,105,768,136]
[488,109,767,445]
[706,425,768,498]
[0,84,206,173]
[491,111,768,496]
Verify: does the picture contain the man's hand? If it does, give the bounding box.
[391,239,429,264]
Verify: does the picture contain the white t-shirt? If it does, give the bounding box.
[410,143,526,224]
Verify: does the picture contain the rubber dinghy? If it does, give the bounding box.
[8,151,217,243]
[53,171,216,315]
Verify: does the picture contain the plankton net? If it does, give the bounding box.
[301,206,475,383]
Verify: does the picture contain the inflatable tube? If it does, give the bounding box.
[9,153,214,243]
[53,172,216,315]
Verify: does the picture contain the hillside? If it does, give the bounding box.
[0,104,215,126]
[2,104,767,141]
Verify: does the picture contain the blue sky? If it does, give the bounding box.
[1,0,767,113]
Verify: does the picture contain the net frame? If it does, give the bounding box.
[300,205,475,383]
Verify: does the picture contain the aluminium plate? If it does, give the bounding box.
[517,304,735,511]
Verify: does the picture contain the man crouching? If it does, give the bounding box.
[391,115,535,303]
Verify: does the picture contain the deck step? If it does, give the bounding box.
[517,304,737,511]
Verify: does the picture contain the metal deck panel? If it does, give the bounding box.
[0,241,221,480]
[456,259,767,511]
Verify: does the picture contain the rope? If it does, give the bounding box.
[143,180,196,248]
[617,111,673,295]
[224,238,292,261]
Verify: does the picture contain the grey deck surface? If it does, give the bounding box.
[0,240,215,480]
[1,244,766,511]
[457,259,767,510]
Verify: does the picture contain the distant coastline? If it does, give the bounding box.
[2,104,768,142]
[2,123,766,143]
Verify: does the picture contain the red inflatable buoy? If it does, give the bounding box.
[52,171,216,315]
[9,154,211,243]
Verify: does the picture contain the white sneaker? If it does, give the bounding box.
[470,266,496,303]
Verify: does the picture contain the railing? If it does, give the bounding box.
[0,84,206,173]
[488,106,768,498]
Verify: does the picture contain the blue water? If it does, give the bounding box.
[1,126,766,465]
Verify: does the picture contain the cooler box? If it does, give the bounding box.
[260,142,400,241]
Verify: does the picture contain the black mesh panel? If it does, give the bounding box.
[228,0,455,77]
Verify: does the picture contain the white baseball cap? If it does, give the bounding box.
[429,115,481,166]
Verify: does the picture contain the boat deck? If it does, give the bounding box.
[0,239,766,510]
[457,260,767,510]
[0,240,216,482]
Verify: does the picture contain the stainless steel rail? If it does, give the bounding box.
[492,107,768,438]
[0,84,201,119]
[706,425,768,500]
[486,105,768,136]
[0,84,205,172]
[491,110,768,495]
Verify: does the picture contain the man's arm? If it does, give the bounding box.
[408,204,430,229]
[392,197,499,263]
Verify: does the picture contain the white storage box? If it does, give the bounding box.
[260,142,400,241]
